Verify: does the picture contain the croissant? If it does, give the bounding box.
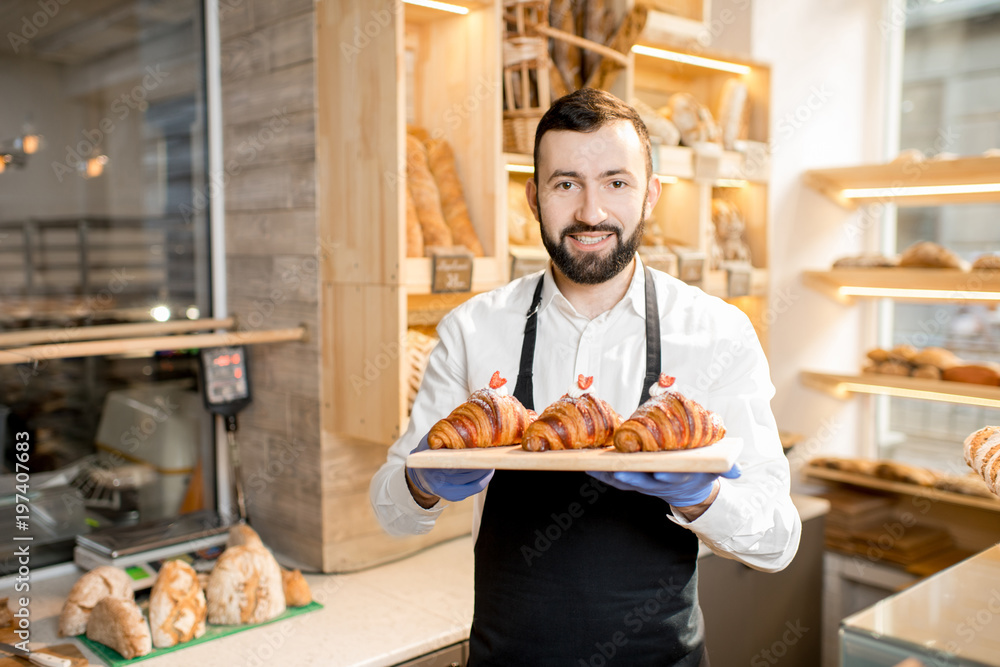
[614,391,726,453]
[428,373,535,449]
[521,393,622,452]
[964,426,1000,497]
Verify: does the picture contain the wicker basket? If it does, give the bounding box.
[503,113,542,155]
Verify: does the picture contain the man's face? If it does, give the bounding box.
[527,121,658,285]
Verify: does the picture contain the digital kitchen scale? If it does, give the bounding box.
[74,345,254,580]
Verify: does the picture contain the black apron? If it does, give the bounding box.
[468,266,707,667]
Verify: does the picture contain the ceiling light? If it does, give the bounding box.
[838,286,1000,301]
[841,183,1000,199]
[631,45,751,75]
[404,0,470,14]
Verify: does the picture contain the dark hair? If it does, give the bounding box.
[533,88,652,183]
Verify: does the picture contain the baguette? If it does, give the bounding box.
[405,185,425,257]
[406,134,452,249]
[426,138,484,256]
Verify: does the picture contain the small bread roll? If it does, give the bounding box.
[86,597,152,659]
[972,254,1000,270]
[59,566,134,637]
[912,347,962,370]
[281,568,312,607]
[876,360,912,376]
[912,364,942,380]
[866,348,891,363]
[888,344,919,364]
[899,241,969,270]
[873,461,939,486]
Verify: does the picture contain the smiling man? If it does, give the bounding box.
[370,88,801,666]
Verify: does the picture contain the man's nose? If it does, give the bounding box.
[576,188,608,225]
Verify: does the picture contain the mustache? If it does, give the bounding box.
[560,222,623,240]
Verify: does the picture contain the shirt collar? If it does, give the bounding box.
[538,254,646,318]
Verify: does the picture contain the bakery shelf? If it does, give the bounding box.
[804,155,1000,208]
[800,370,1000,409]
[803,268,1000,304]
[403,256,506,293]
[804,466,1000,514]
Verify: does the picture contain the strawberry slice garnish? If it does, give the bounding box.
[658,373,676,388]
[577,374,594,391]
[489,371,507,390]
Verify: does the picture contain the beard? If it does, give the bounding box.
[539,211,645,285]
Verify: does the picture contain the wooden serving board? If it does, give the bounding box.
[407,437,742,472]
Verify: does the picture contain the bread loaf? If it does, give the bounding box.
[964,426,1000,497]
[873,461,939,486]
[406,134,452,249]
[972,253,1000,270]
[833,253,899,268]
[660,93,719,147]
[875,360,911,376]
[206,545,286,625]
[888,344,918,364]
[59,566,134,636]
[85,597,152,659]
[899,241,968,270]
[426,138,484,256]
[405,186,424,257]
[912,346,962,370]
[149,560,207,648]
[866,348,890,363]
[226,523,263,549]
[281,568,312,607]
[942,363,1000,386]
[911,364,941,380]
[717,78,748,150]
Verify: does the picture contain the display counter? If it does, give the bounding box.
[0,494,826,667]
[841,544,1000,667]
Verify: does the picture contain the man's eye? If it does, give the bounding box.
[557,182,574,190]
[611,180,626,189]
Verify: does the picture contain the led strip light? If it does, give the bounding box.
[631,45,751,75]
[836,381,1000,409]
[841,183,1000,199]
[838,286,1000,301]
[403,0,469,14]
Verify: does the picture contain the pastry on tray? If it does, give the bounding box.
[428,372,536,449]
[521,375,622,452]
[613,374,726,453]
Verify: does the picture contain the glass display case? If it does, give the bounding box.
[840,545,1000,667]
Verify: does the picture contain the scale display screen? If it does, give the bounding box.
[199,345,251,415]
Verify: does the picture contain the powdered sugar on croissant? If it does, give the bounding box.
[522,375,621,451]
[428,371,535,449]
[964,426,1000,497]
[614,373,725,452]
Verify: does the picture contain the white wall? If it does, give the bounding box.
[751,0,894,480]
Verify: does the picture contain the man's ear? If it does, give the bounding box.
[644,174,663,219]
[525,178,541,222]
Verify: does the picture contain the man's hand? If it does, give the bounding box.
[587,464,741,520]
[405,435,494,508]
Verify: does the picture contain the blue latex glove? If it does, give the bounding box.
[588,464,741,508]
[406,435,494,503]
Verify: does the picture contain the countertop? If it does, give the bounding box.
[1,494,829,667]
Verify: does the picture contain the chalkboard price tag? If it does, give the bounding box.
[430,247,474,293]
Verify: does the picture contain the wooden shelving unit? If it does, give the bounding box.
[804,466,1000,514]
[803,268,1000,304]
[320,0,505,445]
[804,155,1000,208]
[800,370,1000,409]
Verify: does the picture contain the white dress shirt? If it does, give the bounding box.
[370,256,801,572]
